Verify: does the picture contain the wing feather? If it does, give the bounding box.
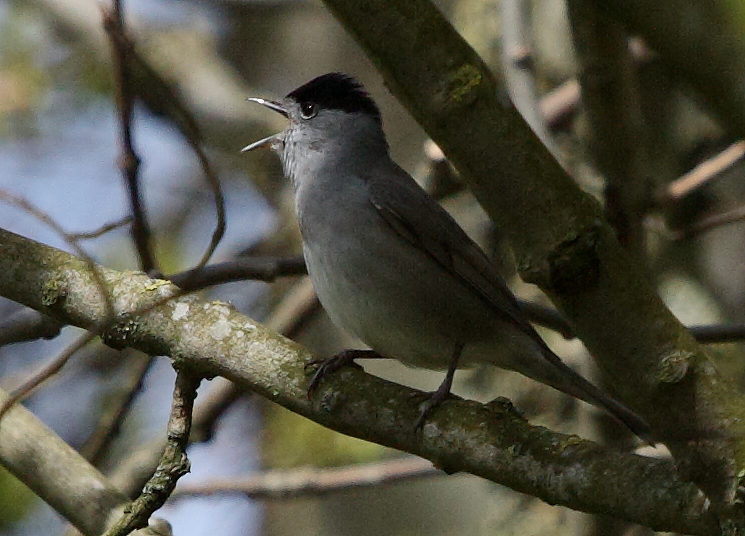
[364,164,561,362]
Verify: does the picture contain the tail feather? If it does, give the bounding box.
[535,350,653,444]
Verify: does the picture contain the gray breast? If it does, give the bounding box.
[295,174,500,368]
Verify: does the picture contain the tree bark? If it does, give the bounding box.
[0,228,722,534]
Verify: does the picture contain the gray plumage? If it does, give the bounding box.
[243,73,650,440]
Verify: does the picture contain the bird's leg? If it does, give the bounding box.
[305,349,382,397]
[414,341,465,430]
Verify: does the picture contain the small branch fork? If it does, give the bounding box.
[103,367,202,536]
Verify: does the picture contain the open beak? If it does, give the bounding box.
[241,97,288,153]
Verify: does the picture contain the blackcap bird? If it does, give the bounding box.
[242,72,650,440]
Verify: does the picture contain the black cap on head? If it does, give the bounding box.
[286,73,381,122]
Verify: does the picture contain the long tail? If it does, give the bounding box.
[535,349,653,443]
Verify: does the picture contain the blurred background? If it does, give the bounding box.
[1,0,745,535]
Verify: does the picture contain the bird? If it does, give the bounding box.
[242,72,651,440]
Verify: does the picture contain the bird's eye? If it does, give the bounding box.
[299,102,317,119]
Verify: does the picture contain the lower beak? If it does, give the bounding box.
[242,97,288,153]
[241,134,282,153]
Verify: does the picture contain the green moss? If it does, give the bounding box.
[447,64,482,104]
[41,279,66,307]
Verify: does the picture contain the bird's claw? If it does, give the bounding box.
[413,387,453,431]
[305,349,379,398]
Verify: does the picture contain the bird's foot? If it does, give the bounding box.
[413,382,454,431]
[413,343,462,431]
[305,349,380,397]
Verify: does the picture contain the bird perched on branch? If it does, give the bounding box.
[242,72,650,441]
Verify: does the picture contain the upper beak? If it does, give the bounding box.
[248,97,288,117]
[241,97,288,153]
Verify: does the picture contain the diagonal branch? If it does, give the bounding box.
[0,228,720,534]
[567,0,652,252]
[0,387,130,536]
[598,0,745,139]
[317,0,745,510]
[103,367,201,536]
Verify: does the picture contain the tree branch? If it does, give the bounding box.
[317,0,745,510]
[501,0,559,157]
[0,387,129,536]
[0,228,721,534]
[104,4,158,276]
[170,457,438,500]
[599,0,745,139]
[168,256,307,290]
[79,350,156,466]
[103,367,200,536]
[0,331,96,420]
[567,0,651,251]
[0,307,63,346]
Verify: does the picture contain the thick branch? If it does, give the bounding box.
[599,0,745,139]
[317,0,745,508]
[567,0,651,251]
[0,388,128,535]
[0,228,720,534]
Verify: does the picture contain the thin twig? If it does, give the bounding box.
[0,331,97,421]
[169,256,307,290]
[69,216,133,240]
[190,145,226,271]
[188,378,246,444]
[103,367,201,536]
[519,300,745,345]
[79,351,157,466]
[118,37,226,271]
[660,140,745,205]
[541,79,580,129]
[104,2,158,276]
[0,188,104,278]
[537,47,745,227]
[171,456,438,500]
[675,203,745,238]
